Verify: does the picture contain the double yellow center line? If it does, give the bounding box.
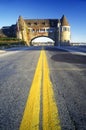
[19,50,61,130]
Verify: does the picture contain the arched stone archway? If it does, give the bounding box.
[30,36,55,46]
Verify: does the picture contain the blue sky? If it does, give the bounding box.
[0,0,86,42]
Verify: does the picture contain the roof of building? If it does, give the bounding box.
[61,15,69,26]
[24,19,59,27]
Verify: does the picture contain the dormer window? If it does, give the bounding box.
[34,22,37,25]
[28,23,31,25]
[42,22,45,25]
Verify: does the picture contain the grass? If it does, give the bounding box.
[0,37,26,48]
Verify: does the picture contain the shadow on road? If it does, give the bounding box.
[51,52,86,64]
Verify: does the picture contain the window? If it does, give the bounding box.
[63,27,67,31]
[34,22,37,25]
[63,27,70,31]
[28,23,31,25]
[68,28,70,31]
[36,29,39,32]
[46,29,49,32]
[32,29,35,32]
[42,22,45,25]
[40,29,45,32]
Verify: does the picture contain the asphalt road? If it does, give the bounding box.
[0,46,86,130]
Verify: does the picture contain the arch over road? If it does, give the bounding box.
[30,36,55,46]
[17,15,71,46]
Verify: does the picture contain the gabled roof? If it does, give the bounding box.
[61,15,69,26]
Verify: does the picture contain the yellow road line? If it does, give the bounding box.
[19,51,43,130]
[19,50,61,130]
[42,50,61,130]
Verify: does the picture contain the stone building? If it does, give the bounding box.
[16,15,71,46]
[0,15,71,46]
[0,25,16,38]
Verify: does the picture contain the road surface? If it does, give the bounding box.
[0,46,86,130]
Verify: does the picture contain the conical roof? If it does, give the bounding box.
[61,15,69,26]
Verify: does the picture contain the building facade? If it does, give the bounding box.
[16,15,71,46]
[0,15,71,46]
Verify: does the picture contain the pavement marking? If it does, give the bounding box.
[19,50,61,130]
[42,51,61,130]
[19,51,43,130]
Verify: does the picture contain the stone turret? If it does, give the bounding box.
[16,16,28,44]
[60,15,71,45]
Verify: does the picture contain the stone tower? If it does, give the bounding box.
[16,16,28,44]
[60,15,71,45]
